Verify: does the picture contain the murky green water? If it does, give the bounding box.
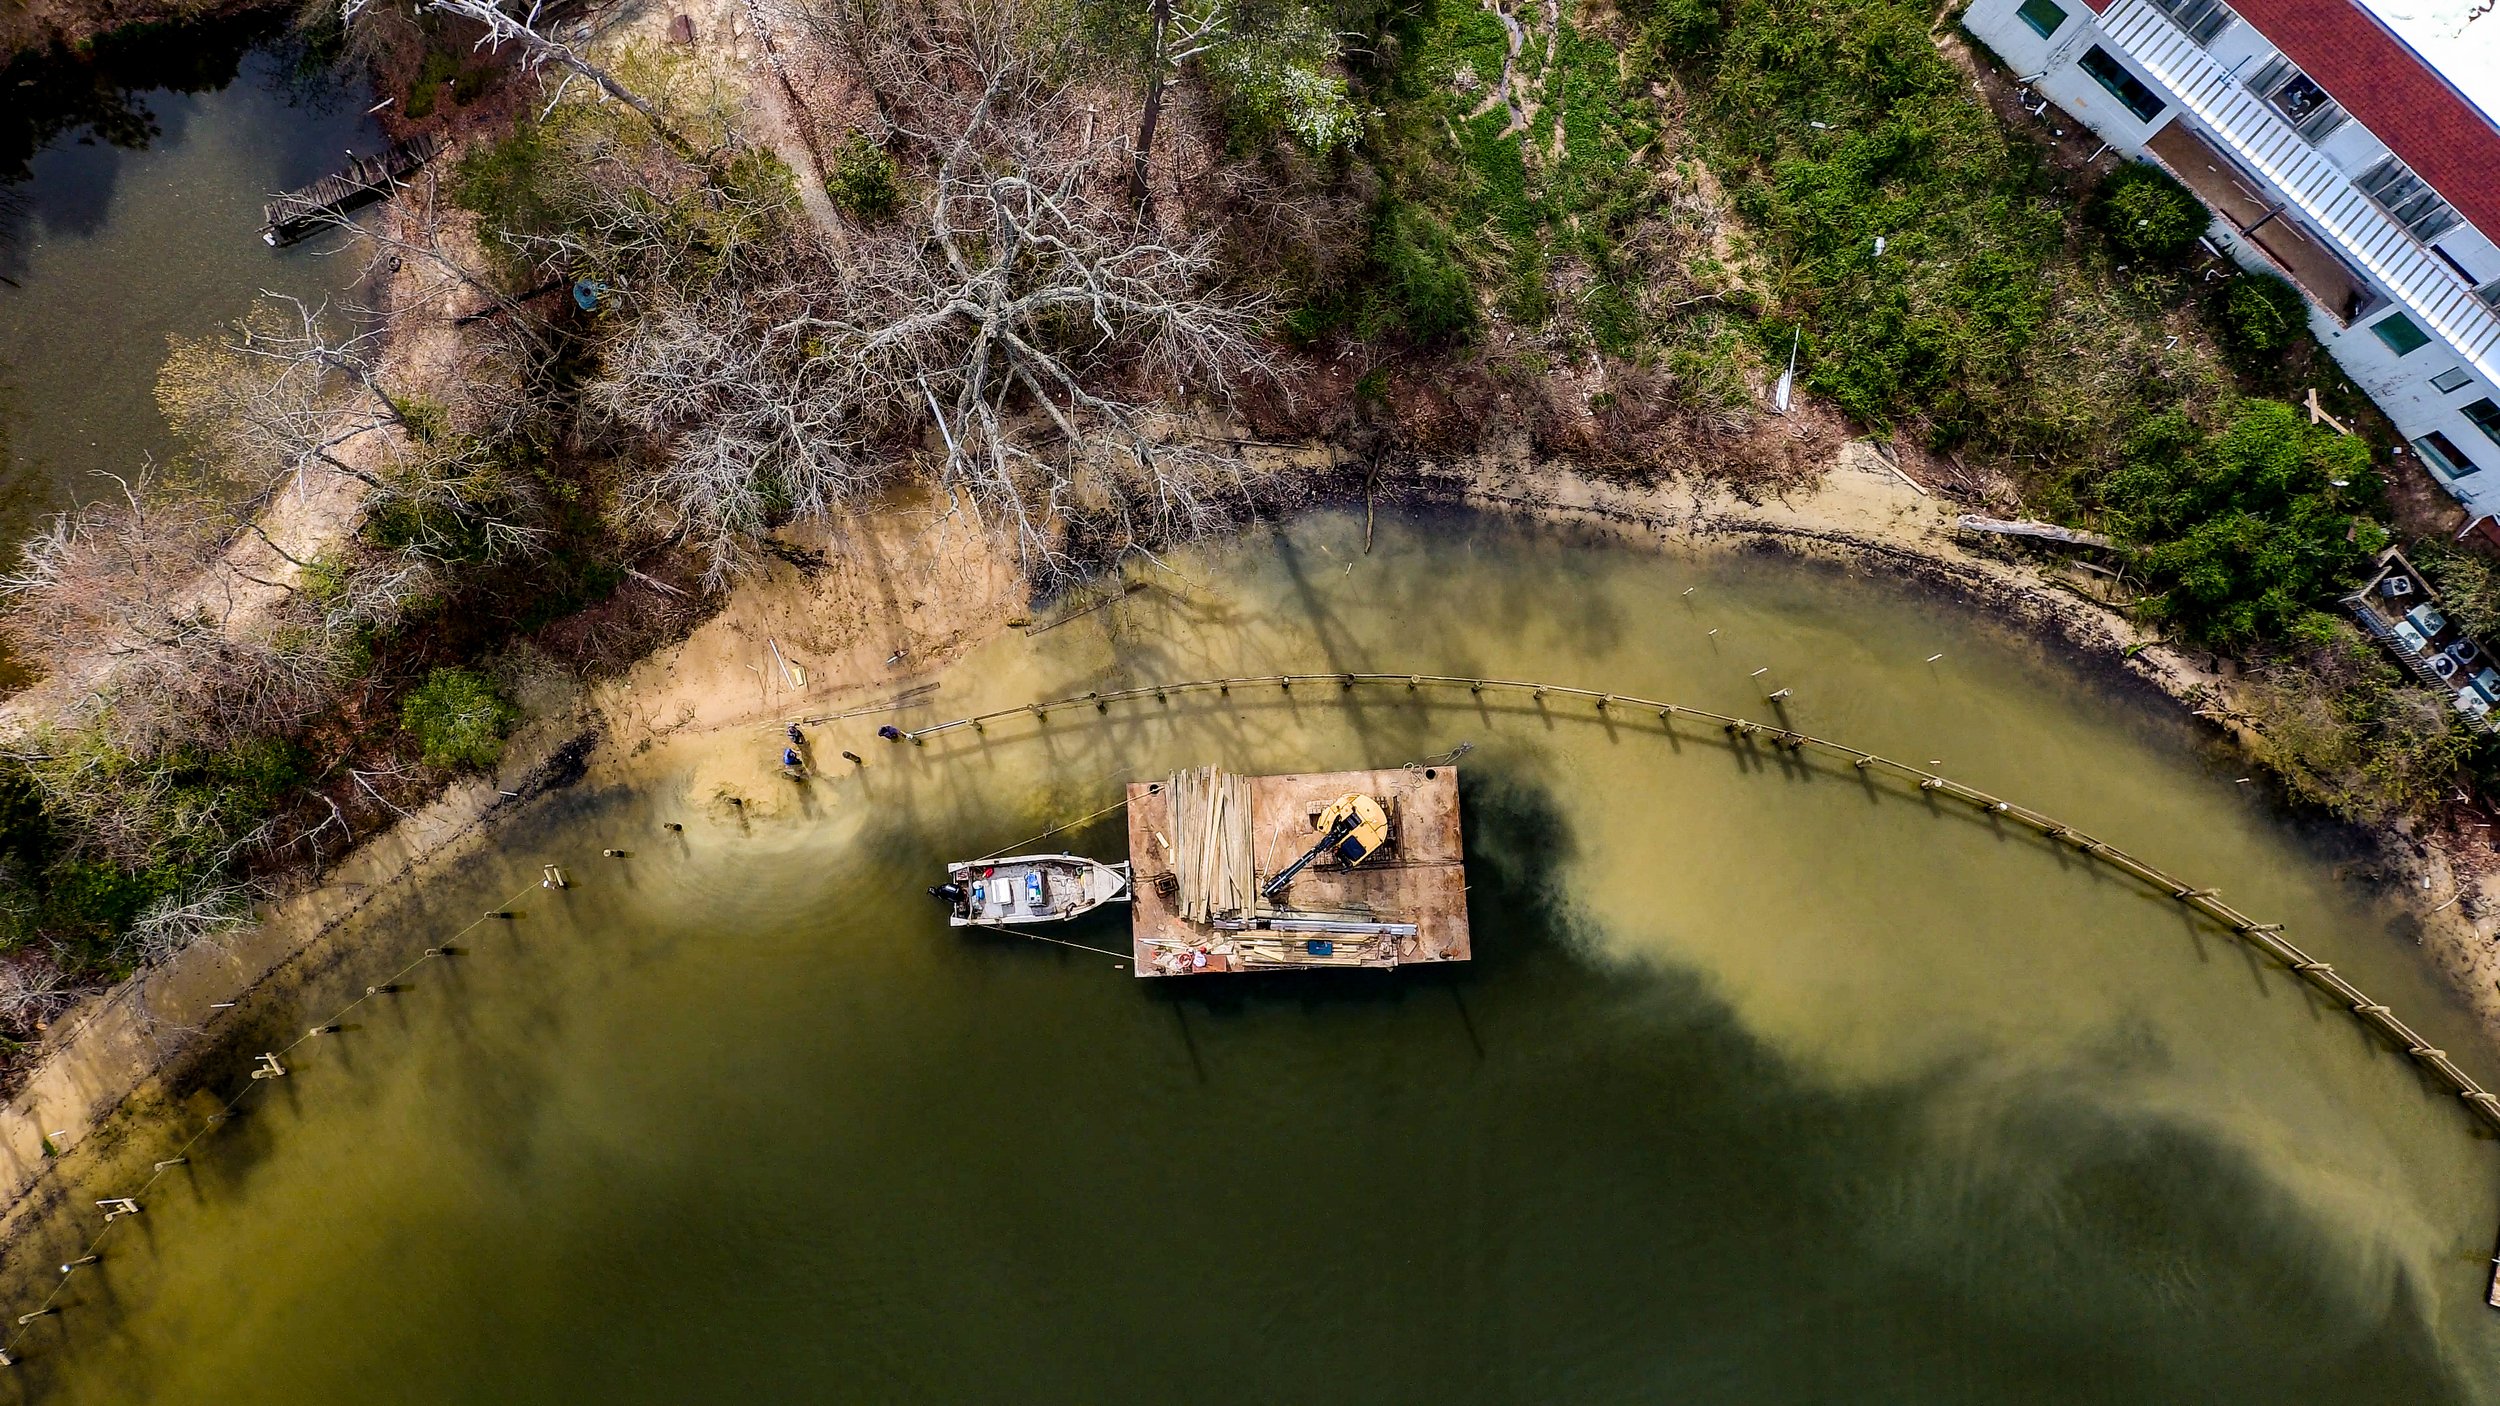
[9,512,2500,1403]
[0,22,377,544]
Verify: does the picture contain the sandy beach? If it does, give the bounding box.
[3,434,2496,1269]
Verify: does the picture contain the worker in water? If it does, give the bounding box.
[877,725,904,741]
[782,747,803,770]
[787,724,804,745]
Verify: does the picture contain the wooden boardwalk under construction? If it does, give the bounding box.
[260,134,444,246]
[1125,766,1469,976]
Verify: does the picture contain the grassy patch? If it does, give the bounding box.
[401,667,519,771]
[1342,0,1736,359]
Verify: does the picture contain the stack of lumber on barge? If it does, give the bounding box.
[261,134,445,246]
[1125,764,1470,977]
[1162,765,1254,923]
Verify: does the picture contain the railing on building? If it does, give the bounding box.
[2098,0,2500,384]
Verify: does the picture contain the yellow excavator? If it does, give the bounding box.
[1260,792,1391,904]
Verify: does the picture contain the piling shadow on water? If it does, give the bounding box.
[2,758,2488,1403]
[1128,765,2482,1404]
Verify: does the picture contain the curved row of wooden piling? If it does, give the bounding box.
[887,670,2500,1134]
[0,874,547,1369]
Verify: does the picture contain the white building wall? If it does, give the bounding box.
[1963,0,2500,516]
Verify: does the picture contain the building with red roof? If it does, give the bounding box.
[1966,0,2500,525]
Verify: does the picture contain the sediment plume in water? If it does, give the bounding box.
[7,513,2496,1404]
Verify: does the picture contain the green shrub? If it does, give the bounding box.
[2242,628,2475,823]
[2210,270,2306,372]
[1366,201,1476,344]
[406,47,460,120]
[0,735,306,965]
[2413,544,2500,644]
[826,133,900,222]
[401,668,519,771]
[2087,161,2207,266]
[1203,6,1363,153]
[2102,398,2380,645]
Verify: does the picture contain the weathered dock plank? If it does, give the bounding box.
[260,134,445,246]
[1955,514,2116,550]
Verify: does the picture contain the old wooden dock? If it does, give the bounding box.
[260,134,445,246]
[1125,765,1469,977]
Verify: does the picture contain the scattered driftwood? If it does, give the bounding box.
[2305,387,2353,436]
[1955,514,2115,550]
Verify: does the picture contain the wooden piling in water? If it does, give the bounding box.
[890,671,2500,1137]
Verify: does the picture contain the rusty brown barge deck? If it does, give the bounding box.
[1124,765,1469,977]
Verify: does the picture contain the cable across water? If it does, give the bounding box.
[10,667,2494,1370]
[882,670,2500,1134]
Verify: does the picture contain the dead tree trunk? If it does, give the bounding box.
[1128,0,1172,215]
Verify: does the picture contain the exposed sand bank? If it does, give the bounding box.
[3,437,2497,1270]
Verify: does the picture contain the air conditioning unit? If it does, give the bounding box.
[2382,576,2415,598]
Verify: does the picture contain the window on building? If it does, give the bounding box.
[2016,0,2067,37]
[2149,0,2237,45]
[2433,367,2478,395]
[2480,277,2500,311]
[2356,156,2462,242]
[2467,398,2500,449]
[2372,311,2433,355]
[2418,431,2481,478]
[2080,46,2168,123]
[2247,57,2351,143]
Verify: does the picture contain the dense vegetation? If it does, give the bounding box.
[2101,400,2381,646]
[401,667,519,770]
[1326,0,2476,821]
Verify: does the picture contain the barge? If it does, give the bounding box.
[1124,764,1469,977]
[930,764,1470,977]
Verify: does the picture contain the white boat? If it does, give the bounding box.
[933,854,1132,927]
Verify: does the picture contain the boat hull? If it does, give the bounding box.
[940,855,1132,927]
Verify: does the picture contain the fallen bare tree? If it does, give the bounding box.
[491,0,1279,584]
[0,472,423,759]
[360,0,703,155]
[156,295,411,502]
[119,880,261,970]
[0,948,86,1036]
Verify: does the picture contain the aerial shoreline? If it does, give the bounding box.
[8,0,2500,1387]
[1,450,2494,1290]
